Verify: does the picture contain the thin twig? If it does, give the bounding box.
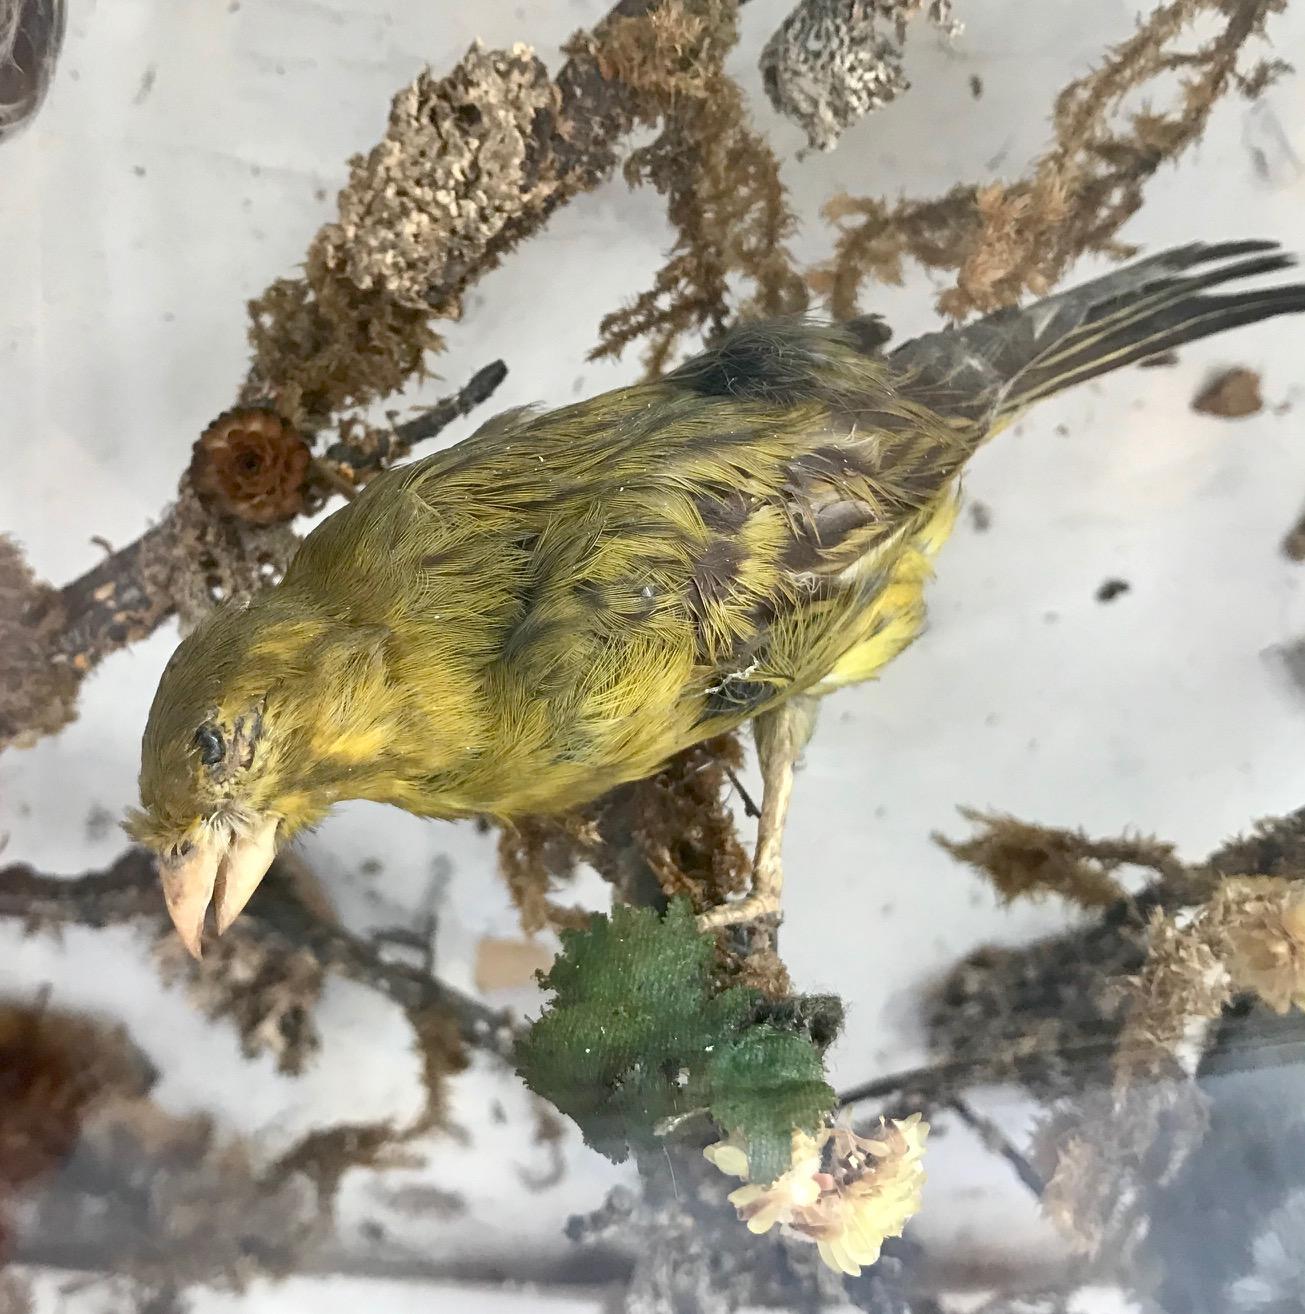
[947,1096,1045,1197]
[322,360,510,477]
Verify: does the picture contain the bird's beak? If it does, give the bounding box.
[157,814,279,958]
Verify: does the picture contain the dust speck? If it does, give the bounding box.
[133,65,157,106]
[1192,367,1263,419]
[1096,578,1130,603]
[84,805,115,842]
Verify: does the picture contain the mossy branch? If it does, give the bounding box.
[812,0,1289,320]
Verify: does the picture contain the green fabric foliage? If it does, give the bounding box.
[706,1025,836,1182]
[514,898,839,1183]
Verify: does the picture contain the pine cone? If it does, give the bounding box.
[190,408,311,525]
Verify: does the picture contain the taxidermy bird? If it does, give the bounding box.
[129,240,1305,957]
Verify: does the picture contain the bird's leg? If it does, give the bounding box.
[697,696,819,932]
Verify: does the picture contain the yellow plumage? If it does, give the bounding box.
[127,240,1305,953]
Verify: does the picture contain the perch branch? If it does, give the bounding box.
[0,850,519,1061]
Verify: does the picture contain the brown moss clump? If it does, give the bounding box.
[498,813,599,935]
[813,0,1289,320]
[936,808,1184,909]
[190,408,311,526]
[0,1000,155,1250]
[579,0,808,372]
[612,734,752,911]
[244,270,439,434]
[0,536,79,752]
[498,735,751,934]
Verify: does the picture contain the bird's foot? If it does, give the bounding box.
[696,889,782,932]
[696,842,784,933]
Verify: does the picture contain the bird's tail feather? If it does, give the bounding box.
[994,241,1304,419]
[886,241,1305,431]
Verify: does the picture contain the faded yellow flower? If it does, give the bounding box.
[706,1129,824,1233]
[703,1114,929,1276]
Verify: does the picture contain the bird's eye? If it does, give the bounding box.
[194,724,225,767]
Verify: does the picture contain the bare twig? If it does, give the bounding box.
[947,1096,1045,1197]
[321,360,509,478]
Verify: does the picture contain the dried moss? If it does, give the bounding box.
[614,734,752,911]
[814,0,1289,319]
[0,999,156,1250]
[407,1003,469,1134]
[933,809,1305,1279]
[1204,806,1305,883]
[1035,1082,1209,1261]
[1,1000,320,1297]
[37,1098,323,1293]
[269,1122,409,1213]
[0,536,79,752]
[498,735,751,935]
[580,0,807,372]
[263,1002,465,1211]
[1114,879,1305,1088]
[154,926,325,1077]
[936,808,1184,909]
[1115,908,1232,1085]
[321,46,561,316]
[141,484,300,634]
[497,813,600,935]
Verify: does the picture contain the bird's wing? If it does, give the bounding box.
[416,321,975,741]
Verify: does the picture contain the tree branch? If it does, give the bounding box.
[0,850,519,1061]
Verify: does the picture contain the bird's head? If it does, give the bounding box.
[125,597,380,957]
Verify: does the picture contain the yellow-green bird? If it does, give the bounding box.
[129,240,1305,956]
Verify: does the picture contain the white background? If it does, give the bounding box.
[2,0,1304,1309]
